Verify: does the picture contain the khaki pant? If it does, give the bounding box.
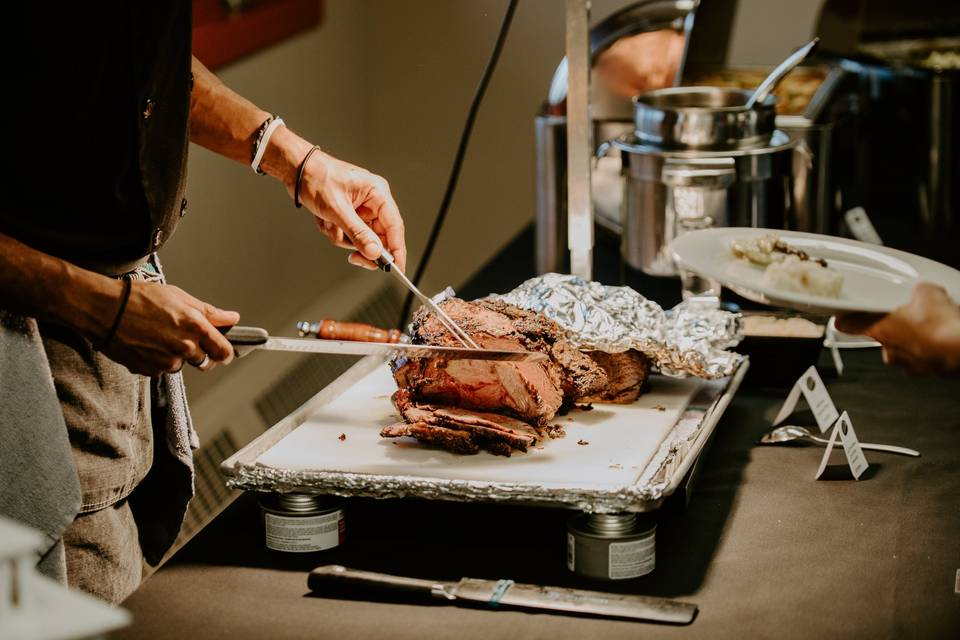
[41,321,153,605]
[62,499,143,604]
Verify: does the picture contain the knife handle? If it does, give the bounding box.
[221,325,268,346]
[307,565,452,600]
[296,320,403,344]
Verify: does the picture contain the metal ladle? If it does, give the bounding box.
[758,425,920,457]
[745,37,820,109]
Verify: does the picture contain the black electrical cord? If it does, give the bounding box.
[397,0,520,328]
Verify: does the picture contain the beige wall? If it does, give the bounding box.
[726,0,821,66]
[164,0,822,440]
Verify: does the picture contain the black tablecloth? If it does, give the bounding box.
[112,352,960,639]
[113,231,960,639]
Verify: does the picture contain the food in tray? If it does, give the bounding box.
[741,314,824,338]
[731,233,843,298]
[381,298,651,456]
[917,50,960,71]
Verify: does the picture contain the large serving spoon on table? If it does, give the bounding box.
[758,425,920,457]
[744,37,820,109]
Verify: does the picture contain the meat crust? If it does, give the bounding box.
[579,350,650,404]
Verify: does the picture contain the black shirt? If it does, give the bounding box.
[1,1,192,275]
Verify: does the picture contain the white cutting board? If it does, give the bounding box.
[254,365,703,490]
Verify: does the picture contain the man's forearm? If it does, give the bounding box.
[189,57,315,195]
[0,233,120,341]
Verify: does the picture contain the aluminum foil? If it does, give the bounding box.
[494,273,743,378]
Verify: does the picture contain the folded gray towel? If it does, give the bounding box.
[0,312,81,583]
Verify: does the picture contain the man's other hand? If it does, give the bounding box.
[102,281,240,376]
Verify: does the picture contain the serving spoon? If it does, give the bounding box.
[758,425,920,457]
[745,37,820,109]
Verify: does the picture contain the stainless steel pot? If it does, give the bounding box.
[633,87,776,149]
[613,130,797,276]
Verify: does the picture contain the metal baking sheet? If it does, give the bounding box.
[222,356,747,513]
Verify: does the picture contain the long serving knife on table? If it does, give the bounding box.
[222,326,545,362]
[307,566,697,624]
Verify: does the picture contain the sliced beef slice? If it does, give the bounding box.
[392,389,539,453]
[380,422,479,455]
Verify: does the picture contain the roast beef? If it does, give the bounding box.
[384,298,649,456]
[391,298,607,424]
[579,350,650,404]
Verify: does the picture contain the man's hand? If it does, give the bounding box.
[836,282,960,376]
[296,150,406,272]
[0,233,240,376]
[187,56,407,273]
[101,282,240,376]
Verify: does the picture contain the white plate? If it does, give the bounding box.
[670,228,960,314]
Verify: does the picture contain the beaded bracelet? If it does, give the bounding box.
[294,145,321,208]
[250,115,284,175]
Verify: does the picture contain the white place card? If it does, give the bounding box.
[844,207,884,245]
[815,411,869,480]
[773,366,840,433]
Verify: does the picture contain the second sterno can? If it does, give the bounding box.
[567,512,656,581]
[260,492,344,553]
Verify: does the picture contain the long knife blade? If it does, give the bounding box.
[307,566,697,625]
[451,578,697,624]
[224,326,544,362]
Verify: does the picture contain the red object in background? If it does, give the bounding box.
[193,0,323,70]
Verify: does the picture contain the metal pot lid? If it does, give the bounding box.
[610,129,797,158]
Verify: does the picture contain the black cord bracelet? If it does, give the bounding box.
[294,145,321,208]
[98,278,133,351]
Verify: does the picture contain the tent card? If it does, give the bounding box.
[773,366,840,433]
[815,411,869,480]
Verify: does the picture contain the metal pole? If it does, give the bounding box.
[565,0,593,280]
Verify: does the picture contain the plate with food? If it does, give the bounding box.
[670,227,960,314]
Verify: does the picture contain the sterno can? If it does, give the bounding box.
[566,512,656,580]
[260,493,345,553]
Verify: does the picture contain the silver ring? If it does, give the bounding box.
[190,354,212,370]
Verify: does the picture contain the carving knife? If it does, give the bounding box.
[223,326,545,362]
[307,565,697,624]
[376,250,481,349]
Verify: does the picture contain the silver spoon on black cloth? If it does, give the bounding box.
[758,425,920,457]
